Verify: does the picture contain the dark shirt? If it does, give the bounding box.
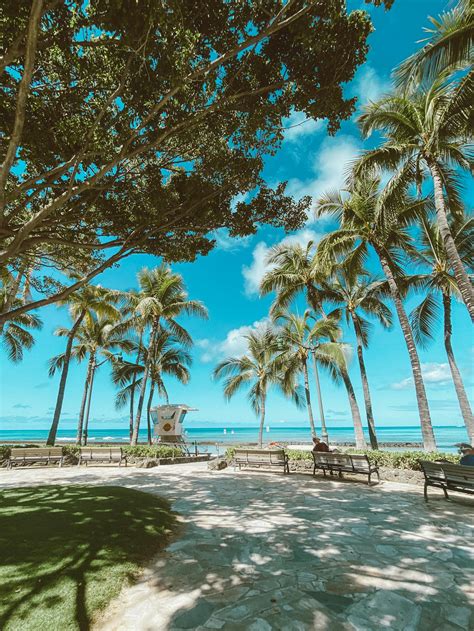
[460,454,474,467]
[313,441,330,453]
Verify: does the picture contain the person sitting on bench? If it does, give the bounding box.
[460,446,474,467]
[312,437,330,453]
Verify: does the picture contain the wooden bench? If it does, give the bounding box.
[7,447,63,468]
[234,448,289,474]
[78,447,127,466]
[312,452,379,485]
[420,461,474,501]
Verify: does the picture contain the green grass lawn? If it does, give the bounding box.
[0,485,176,631]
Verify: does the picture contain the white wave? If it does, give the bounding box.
[56,437,75,441]
[102,436,115,440]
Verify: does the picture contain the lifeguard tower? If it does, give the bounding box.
[150,404,196,453]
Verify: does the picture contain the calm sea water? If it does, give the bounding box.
[0,425,469,452]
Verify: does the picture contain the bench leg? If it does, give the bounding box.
[312,464,316,477]
[368,472,371,485]
[424,482,429,502]
[442,485,449,500]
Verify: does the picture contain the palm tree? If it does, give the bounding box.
[0,290,42,362]
[130,265,207,445]
[261,241,367,448]
[112,329,191,444]
[355,75,474,320]
[315,173,437,451]
[49,316,133,444]
[214,326,302,448]
[46,285,120,445]
[394,0,474,90]
[319,265,393,449]
[410,217,474,444]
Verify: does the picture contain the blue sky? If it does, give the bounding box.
[1,0,472,432]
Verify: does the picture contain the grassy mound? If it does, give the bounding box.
[0,485,175,630]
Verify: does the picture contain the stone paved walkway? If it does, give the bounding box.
[1,463,473,630]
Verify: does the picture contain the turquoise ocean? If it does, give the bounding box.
[0,425,470,452]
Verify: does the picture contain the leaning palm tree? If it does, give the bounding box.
[394,0,474,90]
[261,241,367,448]
[50,316,133,445]
[355,74,474,320]
[214,326,302,448]
[410,216,474,444]
[319,264,393,449]
[0,289,42,362]
[112,329,191,444]
[316,172,437,451]
[130,265,207,445]
[46,285,121,445]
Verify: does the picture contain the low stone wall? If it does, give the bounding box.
[132,454,211,468]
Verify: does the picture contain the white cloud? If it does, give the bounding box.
[286,135,362,214]
[212,228,252,252]
[282,110,325,143]
[197,318,270,363]
[353,65,390,109]
[242,228,322,297]
[391,363,452,390]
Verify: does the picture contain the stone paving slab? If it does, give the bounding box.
[0,463,473,630]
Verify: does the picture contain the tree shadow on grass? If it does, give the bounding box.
[0,485,176,631]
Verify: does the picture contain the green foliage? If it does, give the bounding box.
[123,445,184,459]
[0,485,175,629]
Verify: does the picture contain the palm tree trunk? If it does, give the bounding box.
[377,248,437,451]
[258,394,266,448]
[129,331,143,441]
[428,160,474,321]
[340,365,367,449]
[46,311,86,446]
[443,292,474,443]
[352,314,378,450]
[302,358,317,438]
[146,379,155,445]
[312,350,328,443]
[131,321,158,445]
[82,363,96,446]
[76,356,93,445]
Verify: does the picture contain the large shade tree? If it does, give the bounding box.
[0,0,391,325]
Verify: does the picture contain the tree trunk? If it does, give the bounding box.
[443,292,474,444]
[46,311,86,446]
[312,350,328,443]
[129,331,143,441]
[131,321,158,445]
[82,363,96,446]
[340,365,367,449]
[428,160,474,321]
[146,379,155,445]
[258,394,266,448]
[302,358,317,438]
[352,314,378,450]
[377,248,437,451]
[76,355,94,445]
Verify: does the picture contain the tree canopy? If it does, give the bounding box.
[0,0,391,323]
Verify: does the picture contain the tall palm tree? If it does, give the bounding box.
[112,329,191,444]
[316,173,437,451]
[355,75,474,319]
[214,326,302,448]
[261,241,367,449]
[49,316,133,444]
[319,264,393,449]
[0,290,42,362]
[410,217,474,444]
[395,0,474,90]
[130,265,207,445]
[46,285,120,445]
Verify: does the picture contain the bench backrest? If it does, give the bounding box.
[420,461,447,481]
[80,447,123,459]
[234,448,286,465]
[10,447,63,458]
[349,454,371,472]
[313,452,352,468]
[441,463,474,487]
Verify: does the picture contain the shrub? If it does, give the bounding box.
[123,445,184,459]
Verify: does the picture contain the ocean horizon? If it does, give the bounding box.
[0,425,469,452]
